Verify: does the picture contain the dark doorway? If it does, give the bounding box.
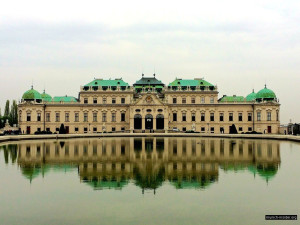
[156,114,164,130]
[65,126,69,134]
[267,126,272,133]
[145,114,153,129]
[134,114,142,129]
[26,126,31,134]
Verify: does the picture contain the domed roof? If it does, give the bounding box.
[256,85,276,99]
[246,90,256,101]
[41,90,52,102]
[22,87,42,100]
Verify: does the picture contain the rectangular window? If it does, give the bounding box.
[93,98,97,104]
[201,127,205,132]
[276,111,279,121]
[211,127,214,133]
[239,127,243,131]
[75,127,79,132]
[257,112,261,121]
[121,98,125,104]
[65,113,69,122]
[102,113,107,122]
[238,113,243,122]
[267,112,271,121]
[182,98,186,104]
[257,111,261,121]
[37,113,41,122]
[182,113,186,122]
[75,113,79,122]
[191,98,195,104]
[27,113,31,122]
[210,113,214,122]
[210,97,214,103]
[192,113,196,122]
[55,113,60,122]
[93,127,97,132]
[84,127,88,133]
[219,113,224,122]
[173,113,177,122]
[19,113,22,122]
[248,127,252,132]
[46,113,50,122]
[112,127,116,132]
[84,113,88,122]
[103,98,107,104]
[93,112,97,122]
[248,113,252,121]
[121,113,126,122]
[182,127,186,131]
[201,113,205,121]
[173,98,177,104]
[112,113,116,122]
[84,98,88,104]
[201,97,205,103]
[112,98,116,104]
[229,113,233,121]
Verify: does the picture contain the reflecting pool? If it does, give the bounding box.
[0,137,299,225]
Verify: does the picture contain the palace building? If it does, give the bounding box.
[18,75,280,134]
[17,138,280,188]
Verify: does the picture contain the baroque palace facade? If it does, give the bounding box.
[18,75,280,134]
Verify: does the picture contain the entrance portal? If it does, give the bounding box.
[267,126,272,134]
[156,114,164,130]
[134,114,142,129]
[145,114,153,130]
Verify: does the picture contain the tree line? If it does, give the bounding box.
[0,100,18,128]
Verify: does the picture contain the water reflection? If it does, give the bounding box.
[1,138,281,192]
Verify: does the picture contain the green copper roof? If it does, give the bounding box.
[168,78,214,87]
[155,85,164,89]
[85,79,129,87]
[53,96,78,102]
[133,76,165,86]
[41,90,52,102]
[248,164,278,181]
[219,96,245,102]
[246,90,257,101]
[84,180,128,190]
[22,87,42,100]
[256,85,276,99]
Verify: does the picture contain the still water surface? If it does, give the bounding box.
[0,137,299,225]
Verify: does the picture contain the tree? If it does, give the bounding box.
[229,124,238,134]
[59,124,66,134]
[4,100,10,117]
[10,100,18,125]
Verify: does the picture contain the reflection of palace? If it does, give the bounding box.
[14,138,280,191]
[18,75,280,134]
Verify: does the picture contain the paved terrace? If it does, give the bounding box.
[1,133,300,144]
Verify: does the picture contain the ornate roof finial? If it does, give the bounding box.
[153,73,155,77]
[252,89,254,93]
[265,84,267,88]
[142,73,144,77]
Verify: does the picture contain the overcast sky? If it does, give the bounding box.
[0,0,299,123]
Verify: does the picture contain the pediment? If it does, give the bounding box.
[133,94,165,106]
